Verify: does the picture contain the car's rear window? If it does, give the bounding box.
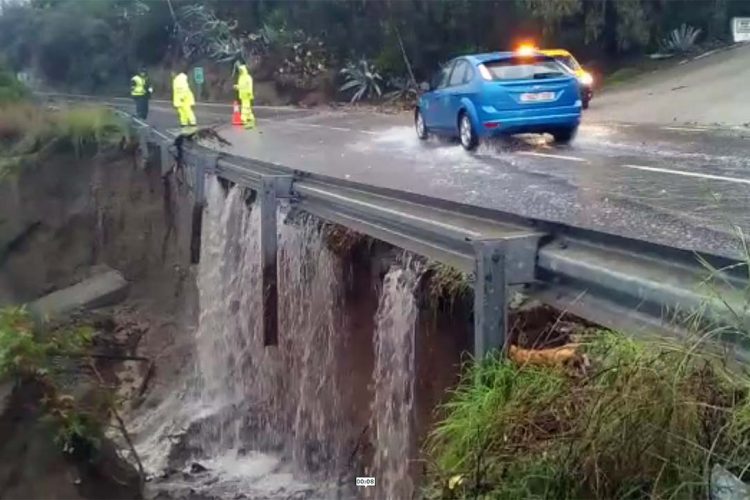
[483,57,567,81]
[554,55,581,72]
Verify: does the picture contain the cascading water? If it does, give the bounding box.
[131,176,426,499]
[370,260,422,500]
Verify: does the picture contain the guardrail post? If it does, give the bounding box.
[473,240,508,359]
[189,154,217,264]
[260,176,278,346]
[137,125,150,170]
[159,142,172,177]
[258,175,293,347]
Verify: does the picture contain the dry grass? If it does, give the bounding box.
[0,103,129,177]
[424,261,472,312]
[321,223,372,258]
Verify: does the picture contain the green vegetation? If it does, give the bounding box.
[0,65,29,105]
[0,306,104,458]
[339,59,383,103]
[425,331,750,499]
[1,0,749,99]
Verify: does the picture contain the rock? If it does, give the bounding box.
[29,267,129,321]
[189,462,208,474]
[710,464,750,500]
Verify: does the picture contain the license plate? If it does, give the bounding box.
[520,92,555,102]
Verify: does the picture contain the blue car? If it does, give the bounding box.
[416,51,582,150]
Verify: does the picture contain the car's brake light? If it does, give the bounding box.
[478,64,492,81]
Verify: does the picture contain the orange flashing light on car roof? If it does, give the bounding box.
[516,44,538,56]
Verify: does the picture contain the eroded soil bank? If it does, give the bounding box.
[0,143,197,498]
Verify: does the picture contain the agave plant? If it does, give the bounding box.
[660,24,702,54]
[384,76,419,104]
[339,59,383,103]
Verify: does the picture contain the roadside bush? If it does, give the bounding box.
[0,307,104,458]
[425,331,750,499]
[0,65,29,105]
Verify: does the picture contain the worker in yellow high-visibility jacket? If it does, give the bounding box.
[172,71,196,128]
[233,63,255,129]
[130,68,153,120]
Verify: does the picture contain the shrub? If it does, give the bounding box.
[425,331,750,499]
[339,59,383,103]
[0,307,105,459]
[0,65,29,105]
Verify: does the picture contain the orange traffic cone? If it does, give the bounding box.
[231,101,242,126]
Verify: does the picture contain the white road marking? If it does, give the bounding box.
[284,121,378,135]
[661,126,707,132]
[693,48,719,60]
[622,164,750,185]
[517,151,588,162]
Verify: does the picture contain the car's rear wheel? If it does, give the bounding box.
[415,109,428,140]
[551,126,578,144]
[459,113,478,151]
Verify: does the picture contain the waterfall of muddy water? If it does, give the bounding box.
[370,260,422,500]
[132,178,349,499]
[130,177,425,499]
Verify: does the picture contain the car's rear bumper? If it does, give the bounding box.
[477,102,582,136]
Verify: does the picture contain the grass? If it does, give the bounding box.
[0,102,129,177]
[425,331,750,499]
[423,261,472,312]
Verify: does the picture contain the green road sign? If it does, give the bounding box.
[193,67,205,85]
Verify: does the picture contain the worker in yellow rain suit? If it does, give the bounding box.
[172,71,196,128]
[234,63,255,129]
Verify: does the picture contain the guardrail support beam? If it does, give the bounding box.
[189,154,217,265]
[259,175,293,347]
[473,240,508,359]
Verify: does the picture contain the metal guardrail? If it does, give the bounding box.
[42,93,750,359]
[178,143,750,360]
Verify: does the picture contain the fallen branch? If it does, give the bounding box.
[88,360,145,491]
[137,360,156,399]
[509,343,588,371]
[61,352,151,363]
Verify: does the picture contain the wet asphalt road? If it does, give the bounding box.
[131,98,749,260]
[589,43,750,127]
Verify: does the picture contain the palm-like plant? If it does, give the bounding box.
[660,24,702,54]
[339,59,383,103]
